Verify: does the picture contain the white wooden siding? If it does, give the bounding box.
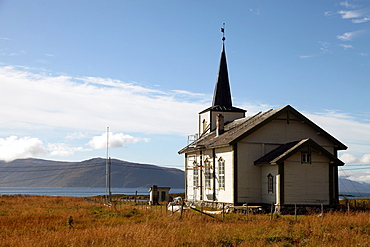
[261,165,278,204]
[236,142,262,203]
[214,146,234,203]
[284,153,330,205]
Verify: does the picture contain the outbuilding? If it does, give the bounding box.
[148,185,171,205]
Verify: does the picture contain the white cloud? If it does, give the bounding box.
[0,136,46,162]
[249,8,262,16]
[88,132,150,149]
[339,171,370,183]
[336,30,363,41]
[337,8,370,23]
[338,10,363,19]
[324,11,337,17]
[48,143,87,157]
[339,44,353,49]
[1,66,369,166]
[0,135,91,161]
[0,66,205,136]
[352,17,370,23]
[319,41,330,53]
[339,1,358,9]
[340,153,360,163]
[299,55,316,59]
[66,132,86,140]
[305,110,370,166]
[360,154,370,163]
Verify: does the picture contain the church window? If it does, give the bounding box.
[218,158,225,189]
[267,174,273,193]
[202,119,208,133]
[301,152,311,164]
[193,161,199,188]
[204,159,211,188]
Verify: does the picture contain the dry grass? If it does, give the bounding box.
[1,195,370,246]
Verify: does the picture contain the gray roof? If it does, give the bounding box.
[199,105,246,114]
[178,105,347,154]
[212,43,232,108]
[254,138,344,166]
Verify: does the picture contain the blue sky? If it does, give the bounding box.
[0,1,369,181]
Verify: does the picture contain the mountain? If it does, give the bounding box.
[339,177,370,194]
[1,159,367,194]
[0,158,184,188]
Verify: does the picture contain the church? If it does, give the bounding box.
[178,32,347,209]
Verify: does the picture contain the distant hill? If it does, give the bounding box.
[1,159,367,194]
[339,177,370,194]
[0,158,184,188]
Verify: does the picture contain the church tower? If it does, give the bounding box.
[198,26,246,136]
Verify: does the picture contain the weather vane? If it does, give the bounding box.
[221,23,226,42]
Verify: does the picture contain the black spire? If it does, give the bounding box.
[212,25,232,107]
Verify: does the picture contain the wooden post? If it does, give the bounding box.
[222,203,225,221]
[321,203,324,217]
[180,202,184,219]
[135,191,137,204]
[245,203,248,219]
[270,202,274,220]
[294,204,297,221]
[347,202,350,217]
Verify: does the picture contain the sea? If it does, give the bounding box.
[0,187,184,197]
[0,187,368,199]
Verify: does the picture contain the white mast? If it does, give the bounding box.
[105,127,111,202]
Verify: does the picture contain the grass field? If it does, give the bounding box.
[1,195,370,246]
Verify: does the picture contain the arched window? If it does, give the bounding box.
[218,158,225,189]
[267,173,273,193]
[204,159,211,188]
[193,161,199,188]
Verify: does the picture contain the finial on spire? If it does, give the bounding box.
[221,23,226,41]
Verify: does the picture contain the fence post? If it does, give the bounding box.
[294,204,297,221]
[222,203,225,221]
[270,202,274,220]
[180,202,184,219]
[347,202,350,217]
[245,203,248,219]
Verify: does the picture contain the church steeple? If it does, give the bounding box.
[198,24,246,136]
[212,43,232,107]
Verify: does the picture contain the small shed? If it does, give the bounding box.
[148,185,171,205]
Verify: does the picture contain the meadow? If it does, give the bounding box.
[1,195,370,246]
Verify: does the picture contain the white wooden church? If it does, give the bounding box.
[179,34,347,209]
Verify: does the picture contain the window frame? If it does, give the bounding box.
[267,173,273,193]
[218,158,225,189]
[301,152,311,164]
[204,159,211,188]
[193,161,199,188]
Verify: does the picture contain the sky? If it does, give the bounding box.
[0,1,369,182]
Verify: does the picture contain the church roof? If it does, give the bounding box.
[199,105,246,114]
[178,105,347,154]
[254,138,344,166]
[212,44,232,108]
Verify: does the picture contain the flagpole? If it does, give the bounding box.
[105,127,111,203]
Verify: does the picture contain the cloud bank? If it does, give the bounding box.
[0,66,206,136]
[0,66,369,168]
[0,136,46,162]
[88,132,150,149]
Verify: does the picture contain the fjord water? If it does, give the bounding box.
[0,187,184,197]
